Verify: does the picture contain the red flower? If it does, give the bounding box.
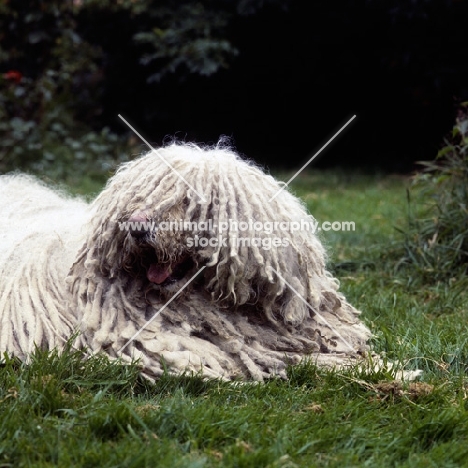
[3,70,22,84]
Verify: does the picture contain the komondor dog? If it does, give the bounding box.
[0,142,414,381]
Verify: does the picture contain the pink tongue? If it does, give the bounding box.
[147,263,172,284]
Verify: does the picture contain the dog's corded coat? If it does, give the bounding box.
[1,143,374,380]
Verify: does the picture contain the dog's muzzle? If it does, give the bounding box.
[127,214,195,286]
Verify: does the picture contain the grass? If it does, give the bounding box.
[286,169,411,261]
[2,169,468,467]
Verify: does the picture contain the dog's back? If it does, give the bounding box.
[0,175,88,356]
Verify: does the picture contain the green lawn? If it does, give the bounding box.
[2,170,468,467]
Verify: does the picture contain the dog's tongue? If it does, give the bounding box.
[147,263,172,284]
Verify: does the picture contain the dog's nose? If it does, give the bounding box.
[130,227,148,239]
[128,213,149,239]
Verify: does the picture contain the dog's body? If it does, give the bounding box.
[0,176,88,354]
[0,143,375,380]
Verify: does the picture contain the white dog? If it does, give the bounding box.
[0,142,379,380]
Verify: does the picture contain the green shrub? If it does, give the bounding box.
[0,0,249,181]
[0,1,130,181]
[0,1,233,176]
[398,102,468,282]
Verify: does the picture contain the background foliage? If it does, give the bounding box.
[0,0,258,181]
[1,0,468,179]
[0,1,125,182]
[397,103,468,283]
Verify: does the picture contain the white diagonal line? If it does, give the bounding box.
[269,115,356,201]
[117,266,206,354]
[118,114,207,202]
[269,267,356,353]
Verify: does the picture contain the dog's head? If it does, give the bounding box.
[71,142,335,326]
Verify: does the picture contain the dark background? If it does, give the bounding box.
[2,0,468,174]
